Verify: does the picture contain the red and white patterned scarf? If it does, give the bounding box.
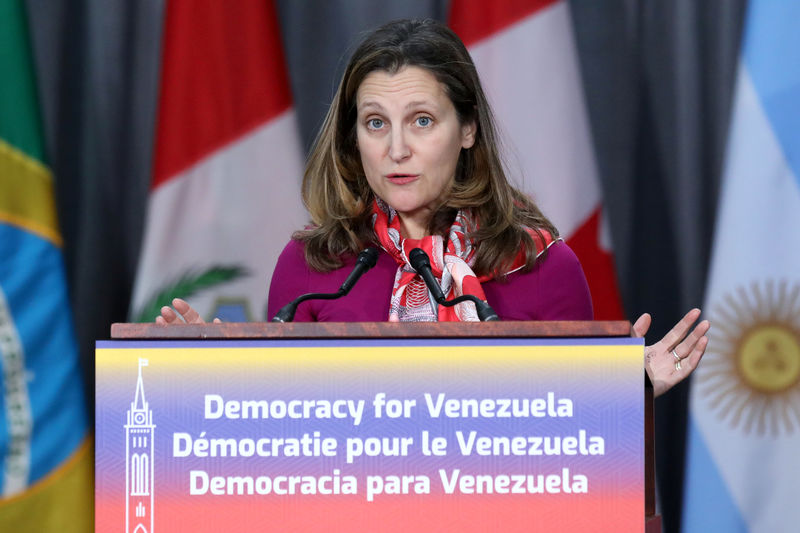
[372,198,554,322]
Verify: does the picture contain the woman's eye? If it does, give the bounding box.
[415,116,432,127]
[367,118,384,129]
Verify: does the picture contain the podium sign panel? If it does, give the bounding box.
[96,337,644,532]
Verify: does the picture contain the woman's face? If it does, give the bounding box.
[356,66,476,239]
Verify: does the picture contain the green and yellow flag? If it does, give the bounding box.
[0,0,92,530]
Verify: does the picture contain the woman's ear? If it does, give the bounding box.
[461,120,477,149]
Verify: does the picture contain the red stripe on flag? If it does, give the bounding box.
[152,0,293,187]
[448,0,559,47]
[566,208,625,320]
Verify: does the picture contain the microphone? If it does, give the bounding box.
[408,248,500,322]
[340,247,379,294]
[271,247,380,323]
[408,248,446,302]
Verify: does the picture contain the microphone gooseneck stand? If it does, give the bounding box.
[408,248,500,322]
[270,247,380,323]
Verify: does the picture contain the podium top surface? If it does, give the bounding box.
[111,320,632,340]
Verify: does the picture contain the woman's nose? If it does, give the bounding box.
[388,128,411,162]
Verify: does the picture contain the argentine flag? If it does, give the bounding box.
[683,2,800,532]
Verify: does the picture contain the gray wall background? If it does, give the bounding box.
[25,1,748,531]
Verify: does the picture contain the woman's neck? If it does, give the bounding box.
[397,213,431,240]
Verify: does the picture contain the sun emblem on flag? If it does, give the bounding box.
[697,280,800,435]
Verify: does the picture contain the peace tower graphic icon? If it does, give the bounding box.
[125,359,155,533]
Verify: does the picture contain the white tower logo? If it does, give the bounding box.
[125,358,155,533]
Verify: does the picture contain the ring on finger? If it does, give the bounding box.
[672,349,681,361]
[675,360,682,371]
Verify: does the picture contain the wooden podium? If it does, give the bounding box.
[107,320,661,532]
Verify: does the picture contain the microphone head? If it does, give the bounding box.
[357,247,379,268]
[409,248,431,272]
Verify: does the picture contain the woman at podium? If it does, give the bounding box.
[157,19,708,397]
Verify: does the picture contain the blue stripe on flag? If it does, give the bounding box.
[743,1,800,184]
[0,224,87,484]
[682,419,748,532]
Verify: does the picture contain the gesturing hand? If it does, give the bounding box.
[155,298,222,325]
[632,308,710,398]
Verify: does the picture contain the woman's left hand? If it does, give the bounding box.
[632,308,710,397]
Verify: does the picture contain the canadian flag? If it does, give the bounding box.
[450,0,624,319]
[130,0,306,322]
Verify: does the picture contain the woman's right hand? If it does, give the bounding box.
[155,298,221,325]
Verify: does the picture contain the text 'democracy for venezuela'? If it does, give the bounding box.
[95,337,644,533]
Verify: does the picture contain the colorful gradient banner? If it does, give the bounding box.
[96,338,644,532]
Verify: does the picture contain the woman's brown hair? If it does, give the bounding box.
[297,18,558,276]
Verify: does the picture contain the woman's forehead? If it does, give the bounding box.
[356,66,450,110]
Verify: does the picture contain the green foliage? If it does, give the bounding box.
[132,265,248,323]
